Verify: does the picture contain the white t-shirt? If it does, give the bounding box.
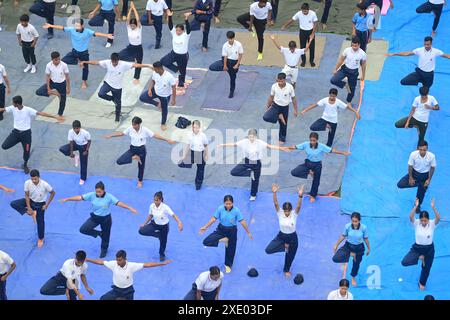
[292,10,318,30]
[0,64,7,85]
[188,131,208,152]
[327,289,354,300]
[152,71,177,97]
[271,82,295,106]
[280,47,305,67]
[236,138,268,161]
[68,128,91,146]
[343,47,367,70]
[195,271,224,292]
[277,209,298,234]
[170,29,190,54]
[149,202,175,225]
[24,179,53,203]
[127,26,142,46]
[408,150,436,173]
[412,95,438,123]
[318,97,348,123]
[45,61,69,83]
[222,40,244,60]
[16,23,39,42]
[103,261,144,288]
[414,219,436,246]
[249,1,272,20]
[429,0,445,4]
[123,126,155,147]
[0,250,14,275]
[60,259,88,289]
[146,0,168,16]
[413,47,444,72]
[5,106,37,131]
[99,60,134,89]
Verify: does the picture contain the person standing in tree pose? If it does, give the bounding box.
[141,0,170,49]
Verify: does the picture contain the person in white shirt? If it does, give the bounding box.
[105,116,175,188]
[16,14,39,73]
[263,73,298,144]
[139,61,177,130]
[184,266,223,300]
[40,250,93,300]
[139,191,183,261]
[35,51,70,116]
[386,36,450,88]
[0,250,16,300]
[87,0,120,48]
[209,31,244,98]
[178,120,209,190]
[118,2,144,83]
[59,120,91,185]
[218,129,285,201]
[266,184,304,277]
[395,86,439,147]
[0,63,11,121]
[301,88,360,146]
[86,249,171,300]
[402,198,441,291]
[29,0,55,39]
[416,0,445,37]
[269,34,311,88]
[141,0,170,49]
[331,36,367,103]
[327,279,354,300]
[80,53,152,122]
[237,0,273,61]
[281,2,318,67]
[397,141,436,213]
[0,96,63,174]
[9,169,56,248]
[161,11,191,89]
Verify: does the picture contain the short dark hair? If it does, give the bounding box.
[12,96,23,105]
[209,266,221,276]
[30,169,40,178]
[339,279,350,287]
[95,181,105,190]
[226,31,235,39]
[351,36,360,45]
[51,51,60,60]
[351,212,361,222]
[424,36,433,43]
[72,120,81,129]
[153,61,163,69]
[419,210,430,220]
[175,24,185,31]
[288,41,297,48]
[76,250,87,262]
[223,195,234,203]
[424,295,435,300]
[282,202,293,211]
[132,116,142,125]
[309,132,319,140]
[277,72,287,80]
[418,140,428,148]
[419,86,429,96]
[329,88,338,95]
[19,14,30,22]
[356,2,367,10]
[301,2,309,10]
[116,250,127,259]
[111,53,120,62]
[78,18,85,26]
[154,191,163,202]
[130,18,138,26]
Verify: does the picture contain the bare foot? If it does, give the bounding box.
[214,16,220,24]
[37,239,44,248]
[278,140,285,146]
[132,155,142,165]
[202,47,208,52]
[351,277,357,286]
[81,81,88,89]
[310,196,316,203]
[419,283,425,291]
[284,271,292,278]
[137,181,143,189]
[322,23,327,30]
[161,124,168,131]
[431,30,436,37]
[133,79,140,85]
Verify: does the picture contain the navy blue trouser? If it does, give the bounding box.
[80,213,112,250]
[59,143,89,181]
[300,28,315,64]
[139,88,170,125]
[330,65,359,103]
[190,15,212,49]
[166,0,172,9]
[401,67,434,88]
[10,199,46,239]
[402,243,434,286]
[214,0,222,17]
[263,103,289,142]
[310,118,338,147]
[321,0,333,24]
[36,80,67,116]
[119,44,143,79]
[265,231,299,273]
[141,14,163,47]
[184,284,218,300]
[117,145,147,181]
[29,0,55,35]
[0,84,5,120]
[21,41,37,65]
[395,116,428,148]
[40,272,77,300]
[139,221,169,256]
[101,285,135,300]
[121,0,129,17]
[178,150,206,187]
[88,9,115,43]
[209,58,239,93]
[98,81,122,117]
[333,242,365,277]
[397,169,429,205]
[237,14,266,53]
[2,129,32,162]
[355,29,369,53]
[62,49,89,81]
[416,1,443,31]
[291,159,322,198]
[203,224,238,267]
[161,50,189,87]
[0,273,7,300]
[231,158,261,197]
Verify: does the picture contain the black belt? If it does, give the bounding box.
[287,65,297,68]
[13,128,31,133]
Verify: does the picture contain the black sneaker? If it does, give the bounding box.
[100,249,108,258]
[115,114,120,122]
[310,62,316,67]
[46,33,54,40]
[159,254,166,262]
[228,91,234,98]
[300,61,306,67]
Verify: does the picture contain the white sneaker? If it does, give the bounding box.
[30,65,36,74]
[105,42,112,48]
[61,3,67,9]
[79,179,85,185]
[73,153,80,167]
[24,64,32,73]
[249,196,257,201]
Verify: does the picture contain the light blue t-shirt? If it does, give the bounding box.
[214,205,244,227]
[295,142,332,162]
[99,0,119,11]
[82,192,119,216]
[64,27,95,52]
[343,222,368,245]
[352,12,372,32]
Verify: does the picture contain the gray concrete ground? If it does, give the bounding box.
[0,15,359,195]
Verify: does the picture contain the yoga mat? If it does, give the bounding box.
[200,71,258,112]
[172,68,208,108]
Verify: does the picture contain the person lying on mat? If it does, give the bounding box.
[266,183,304,278]
[0,185,14,193]
[285,132,350,203]
[402,198,440,291]
[327,279,354,300]
[184,266,223,300]
[0,249,16,301]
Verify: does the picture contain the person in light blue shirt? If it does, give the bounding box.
[200,195,253,273]
[352,3,374,52]
[88,0,121,47]
[286,132,350,202]
[332,212,371,287]
[60,181,137,258]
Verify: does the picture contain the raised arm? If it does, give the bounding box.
[269,34,281,50]
[301,103,318,115]
[430,198,441,225]
[410,199,418,224]
[0,184,14,193]
[167,11,174,30]
[94,32,114,40]
[199,217,217,234]
[280,19,294,31]
[386,51,415,57]
[80,60,100,66]
[295,185,304,214]
[442,53,450,59]
[60,195,83,203]
[85,258,105,265]
[105,131,125,139]
[36,111,64,123]
[331,148,351,156]
[143,259,172,268]
[184,12,192,34]
[130,1,141,27]
[116,201,138,214]
[153,133,175,144]
[218,142,237,148]
[43,23,65,31]
[271,183,280,212]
